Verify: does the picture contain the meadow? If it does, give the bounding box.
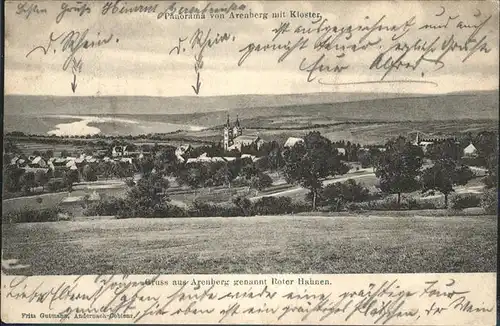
[2,214,496,275]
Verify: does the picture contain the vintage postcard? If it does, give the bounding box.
[2,0,498,324]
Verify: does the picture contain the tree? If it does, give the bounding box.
[426,139,461,161]
[44,150,54,160]
[139,157,155,175]
[474,131,497,166]
[63,169,80,192]
[249,173,273,192]
[309,179,369,211]
[125,172,171,217]
[117,161,135,179]
[480,189,497,214]
[233,196,253,216]
[4,166,25,192]
[374,137,424,205]
[82,165,98,182]
[20,171,36,193]
[212,164,230,187]
[358,150,371,168]
[4,140,21,154]
[483,153,498,189]
[283,131,348,210]
[35,170,49,190]
[242,163,259,180]
[421,158,474,208]
[177,164,204,189]
[227,159,242,182]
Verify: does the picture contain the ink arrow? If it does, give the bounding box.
[191,72,201,95]
[71,73,77,93]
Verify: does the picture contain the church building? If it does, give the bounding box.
[223,115,264,152]
[223,115,242,151]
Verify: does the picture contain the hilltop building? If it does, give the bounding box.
[413,132,434,152]
[222,114,264,152]
[223,115,243,151]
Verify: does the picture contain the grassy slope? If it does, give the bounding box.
[2,215,496,275]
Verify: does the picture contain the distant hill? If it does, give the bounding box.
[4,92,428,116]
[138,90,499,126]
[4,90,498,126]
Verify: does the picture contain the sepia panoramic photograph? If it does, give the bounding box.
[2,0,498,277]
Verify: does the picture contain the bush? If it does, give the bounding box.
[346,196,438,211]
[188,200,243,217]
[450,194,481,210]
[249,173,273,191]
[253,196,294,215]
[312,179,370,210]
[85,194,311,218]
[84,197,128,216]
[3,206,66,223]
[47,179,65,192]
[480,189,497,214]
[233,196,253,216]
[84,196,188,218]
[167,204,189,217]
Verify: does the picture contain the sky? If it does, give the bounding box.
[4,0,499,97]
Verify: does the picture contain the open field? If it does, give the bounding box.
[2,214,496,275]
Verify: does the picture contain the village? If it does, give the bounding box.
[3,114,494,222]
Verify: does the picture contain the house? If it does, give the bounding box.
[112,145,131,157]
[66,159,78,169]
[186,153,226,164]
[74,156,85,166]
[52,158,67,166]
[118,157,134,164]
[17,158,27,167]
[138,152,151,160]
[234,135,263,147]
[94,149,109,158]
[418,141,434,153]
[413,132,434,152]
[175,144,192,157]
[29,156,47,168]
[463,143,478,157]
[175,144,192,163]
[23,167,50,174]
[10,156,20,166]
[65,160,77,169]
[226,135,264,152]
[336,148,346,156]
[284,137,304,148]
[241,154,258,162]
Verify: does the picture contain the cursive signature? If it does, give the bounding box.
[370,14,492,80]
[16,2,47,19]
[26,28,116,71]
[170,28,235,94]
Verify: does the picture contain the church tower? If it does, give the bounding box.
[223,114,232,151]
[233,115,242,137]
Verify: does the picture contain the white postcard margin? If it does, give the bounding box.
[1,273,496,325]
